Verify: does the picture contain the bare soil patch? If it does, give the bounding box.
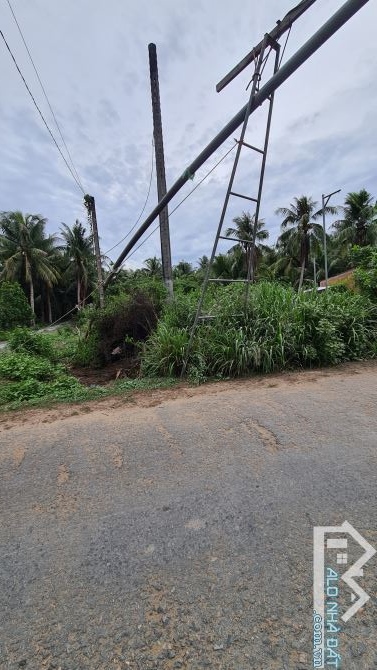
[70,357,139,385]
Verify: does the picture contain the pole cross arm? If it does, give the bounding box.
[105,0,369,287]
[216,0,317,92]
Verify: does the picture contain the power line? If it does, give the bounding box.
[279,24,292,68]
[170,141,237,217]
[45,140,237,326]
[104,138,155,255]
[118,27,291,268]
[121,140,238,265]
[0,28,85,194]
[5,0,85,193]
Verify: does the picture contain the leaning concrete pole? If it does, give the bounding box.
[105,0,369,286]
[84,194,105,308]
[148,43,173,299]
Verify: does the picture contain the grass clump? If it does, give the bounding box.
[48,326,80,363]
[0,375,92,405]
[142,282,377,380]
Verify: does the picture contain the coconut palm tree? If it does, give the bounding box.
[197,255,209,271]
[225,211,269,281]
[143,256,162,277]
[0,211,60,322]
[173,261,193,278]
[256,245,278,280]
[276,196,337,290]
[60,221,94,309]
[211,253,234,279]
[40,234,61,323]
[333,189,377,247]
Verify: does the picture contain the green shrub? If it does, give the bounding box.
[0,378,47,403]
[0,281,32,330]
[351,245,377,302]
[8,327,55,360]
[42,375,94,401]
[105,275,167,313]
[0,352,63,381]
[0,374,94,404]
[74,304,95,329]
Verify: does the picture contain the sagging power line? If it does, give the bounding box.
[112,140,238,271]
[105,138,155,256]
[105,0,369,287]
[0,28,85,194]
[5,0,85,193]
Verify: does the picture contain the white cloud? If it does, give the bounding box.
[1,0,376,269]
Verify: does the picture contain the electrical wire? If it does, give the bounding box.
[47,140,237,326]
[279,24,292,68]
[259,46,273,78]
[0,28,85,194]
[120,140,238,266]
[37,137,156,326]
[5,0,85,193]
[104,138,155,255]
[169,141,237,217]
[47,299,93,328]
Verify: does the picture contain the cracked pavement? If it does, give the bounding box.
[0,363,376,669]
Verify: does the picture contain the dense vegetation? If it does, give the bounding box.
[0,325,177,409]
[142,282,377,380]
[0,281,32,331]
[0,188,376,409]
[1,189,376,325]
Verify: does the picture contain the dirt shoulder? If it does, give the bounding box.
[1,359,376,432]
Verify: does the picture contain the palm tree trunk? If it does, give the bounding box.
[77,277,82,310]
[244,244,251,279]
[29,278,35,325]
[82,279,87,308]
[298,232,309,291]
[24,256,35,324]
[250,247,257,283]
[298,260,305,291]
[47,289,52,324]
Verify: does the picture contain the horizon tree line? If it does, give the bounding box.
[0,188,376,323]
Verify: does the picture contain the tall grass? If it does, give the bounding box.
[141,282,377,379]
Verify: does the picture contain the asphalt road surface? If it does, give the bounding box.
[0,363,376,669]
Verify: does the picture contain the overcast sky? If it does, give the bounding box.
[1,0,376,270]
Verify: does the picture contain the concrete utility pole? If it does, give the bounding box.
[322,188,341,289]
[84,194,105,308]
[105,0,368,287]
[148,43,173,299]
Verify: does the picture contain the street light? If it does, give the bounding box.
[322,189,341,289]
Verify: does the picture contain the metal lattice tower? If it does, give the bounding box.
[182,33,281,375]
